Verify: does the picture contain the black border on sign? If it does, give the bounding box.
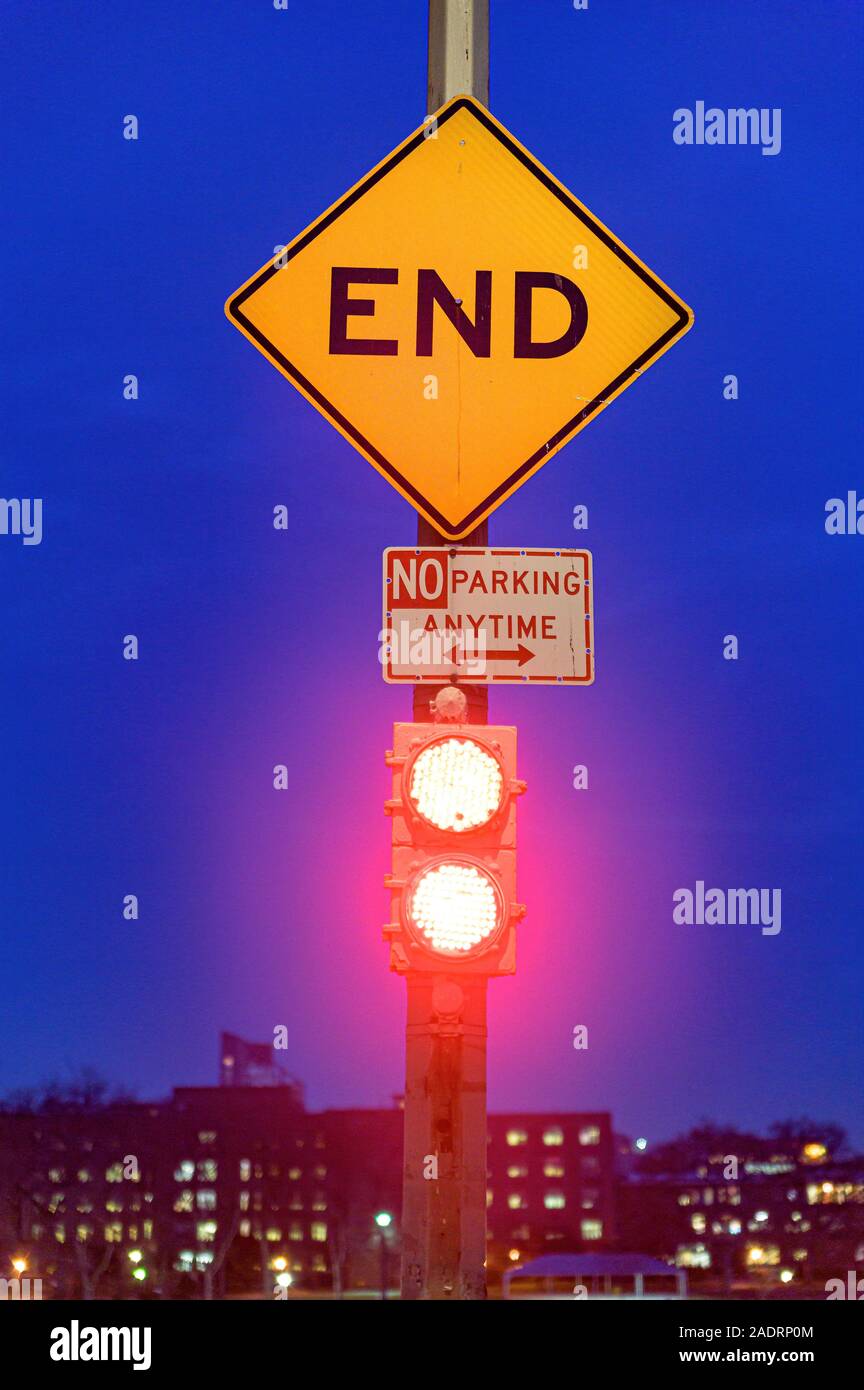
[227,97,692,537]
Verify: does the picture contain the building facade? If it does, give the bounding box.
[0,1082,611,1297]
[616,1141,864,1290]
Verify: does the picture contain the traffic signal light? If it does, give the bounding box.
[384,702,526,975]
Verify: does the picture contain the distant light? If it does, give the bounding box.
[374,1211,393,1229]
[754,1211,768,1223]
[132,1267,147,1281]
[635,1137,647,1152]
[780,1269,794,1284]
[11,1257,27,1275]
[821,1182,834,1194]
[127,1248,143,1263]
[272,1255,288,1272]
[276,1272,292,1288]
[802,1142,827,1163]
[508,1248,520,1262]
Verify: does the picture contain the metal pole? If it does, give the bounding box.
[427,0,489,112]
[400,0,491,1302]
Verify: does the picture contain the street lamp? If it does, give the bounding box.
[11,1256,28,1275]
[374,1212,393,1300]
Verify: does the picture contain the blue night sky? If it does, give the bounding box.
[2,0,861,1148]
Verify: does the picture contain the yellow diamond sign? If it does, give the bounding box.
[226,96,692,540]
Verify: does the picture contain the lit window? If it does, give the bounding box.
[676,1243,711,1269]
[105,1163,124,1183]
[196,1191,217,1211]
[173,1191,193,1213]
[196,1221,218,1243]
[508,1194,526,1210]
[76,1224,92,1242]
[174,1161,194,1183]
[311,1222,327,1243]
[76,1169,91,1183]
[746,1243,780,1267]
[289,1223,303,1241]
[266,1228,282,1242]
[198,1131,217,1145]
[544,1193,565,1210]
[239,1219,251,1238]
[196,1160,217,1182]
[507,1165,528,1178]
[105,1222,123,1243]
[239,1160,251,1182]
[581,1189,598,1209]
[48,1168,64,1183]
[486,1190,493,1208]
[506,1130,528,1147]
[579,1125,601,1146]
[691,1213,706,1233]
[288,1167,302,1180]
[314,1165,327,1179]
[312,1196,327,1212]
[580,1219,602,1240]
[543,1161,564,1178]
[542,1127,564,1147]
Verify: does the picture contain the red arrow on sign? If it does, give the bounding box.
[485,645,535,667]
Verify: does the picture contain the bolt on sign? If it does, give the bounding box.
[226,96,693,540]
[382,546,593,685]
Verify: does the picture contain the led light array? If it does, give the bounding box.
[408,736,504,833]
[408,861,501,956]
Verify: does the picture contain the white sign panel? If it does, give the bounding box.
[382,547,594,685]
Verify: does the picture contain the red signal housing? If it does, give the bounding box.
[384,722,525,975]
